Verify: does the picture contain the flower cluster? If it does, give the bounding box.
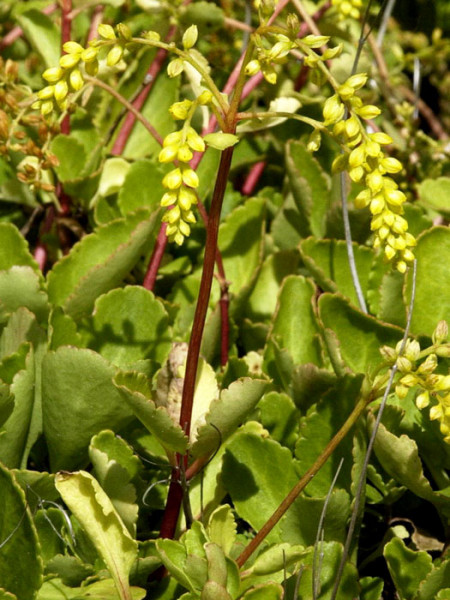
[321,74,416,273]
[245,29,332,85]
[31,23,132,116]
[332,0,364,21]
[158,95,210,245]
[380,322,450,444]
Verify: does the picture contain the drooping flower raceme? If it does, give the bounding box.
[322,74,416,273]
[380,321,450,444]
[159,93,210,246]
[332,0,364,21]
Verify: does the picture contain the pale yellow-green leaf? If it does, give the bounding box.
[55,471,138,600]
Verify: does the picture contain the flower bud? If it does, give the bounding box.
[169,99,192,120]
[85,59,99,76]
[396,356,412,373]
[158,145,178,163]
[370,132,393,145]
[98,24,116,40]
[245,59,261,77]
[307,129,321,152]
[182,167,199,188]
[60,53,80,69]
[182,25,198,50]
[143,31,161,42]
[163,168,182,189]
[381,157,402,173]
[415,391,430,409]
[357,105,381,120]
[41,100,54,115]
[177,144,193,162]
[346,73,368,90]
[433,320,448,345]
[380,345,396,362]
[43,67,64,83]
[54,79,69,102]
[167,58,184,78]
[322,44,343,60]
[81,47,98,63]
[38,86,55,100]
[107,45,124,67]
[117,23,132,41]
[63,41,83,54]
[417,354,437,375]
[302,35,330,48]
[69,69,84,91]
[323,95,344,124]
[198,90,213,105]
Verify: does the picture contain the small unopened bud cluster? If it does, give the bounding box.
[332,0,364,20]
[319,73,415,273]
[158,92,211,245]
[380,322,450,444]
[245,17,337,85]
[32,23,134,116]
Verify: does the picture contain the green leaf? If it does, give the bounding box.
[123,73,179,160]
[264,276,321,376]
[0,223,39,272]
[0,463,43,600]
[89,430,141,536]
[55,471,138,600]
[222,432,298,542]
[113,370,188,455]
[0,347,36,468]
[284,491,351,549]
[50,135,87,182]
[384,537,432,600]
[0,267,49,323]
[118,160,166,215]
[93,157,131,200]
[204,133,239,151]
[218,196,265,296]
[240,583,284,600]
[48,307,83,350]
[258,392,299,448]
[87,286,171,367]
[405,227,450,337]
[16,9,60,68]
[417,177,450,216]
[0,380,14,429]
[42,347,134,471]
[206,505,236,556]
[318,293,403,373]
[155,539,195,593]
[190,377,269,458]
[285,140,331,237]
[294,374,364,496]
[294,541,360,600]
[360,577,384,600]
[245,251,300,322]
[251,543,306,576]
[371,417,450,519]
[36,578,145,599]
[418,559,450,600]
[47,210,159,320]
[299,237,375,307]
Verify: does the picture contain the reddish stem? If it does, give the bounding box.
[242,161,266,195]
[142,222,168,290]
[158,147,235,542]
[87,4,103,42]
